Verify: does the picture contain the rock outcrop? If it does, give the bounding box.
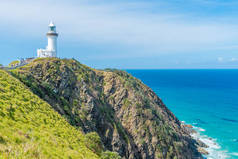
[10,58,203,159]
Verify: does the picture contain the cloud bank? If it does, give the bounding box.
[0,0,238,54]
[0,0,238,68]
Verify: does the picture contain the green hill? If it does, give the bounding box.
[0,69,119,159]
[5,58,204,159]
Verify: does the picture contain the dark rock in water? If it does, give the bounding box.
[196,139,208,148]
[233,139,238,143]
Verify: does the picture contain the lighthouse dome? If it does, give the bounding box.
[49,21,55,27]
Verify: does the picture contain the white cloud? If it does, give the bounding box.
[0,0,238,55]
[217,57,224,62]
[230,57,238,62]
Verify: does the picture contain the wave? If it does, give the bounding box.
[183,122,238,159]
[189,125,230,159]
[230,153,238,156]
[193,126,206,132]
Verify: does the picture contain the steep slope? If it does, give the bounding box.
[10,58,203,159]
[0,69,120,159]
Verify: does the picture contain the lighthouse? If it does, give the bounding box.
[37,22,59,58]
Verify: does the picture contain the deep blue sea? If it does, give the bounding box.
[127,69,238,159]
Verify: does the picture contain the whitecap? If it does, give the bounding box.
[230,152,238,156]
[192,126,206,132]
[191,132,229,159]
[184,122,230,159]
[198,128,206,132]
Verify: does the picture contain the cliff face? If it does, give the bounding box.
[10,58,202,159]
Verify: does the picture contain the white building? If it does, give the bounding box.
[37,22,58,58]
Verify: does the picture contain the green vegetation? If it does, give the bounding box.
[101,151,121,159]
[8,60,20,67]
[5,57,200,159]
[122,99,131,109]
[0,69,119,159]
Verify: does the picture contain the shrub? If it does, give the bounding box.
[84,132,103,155]
[100,151,121,159]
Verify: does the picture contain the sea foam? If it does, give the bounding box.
[190,126,229,159]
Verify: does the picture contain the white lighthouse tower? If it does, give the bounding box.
[37,22,58,58]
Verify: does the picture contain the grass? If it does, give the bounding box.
[8,60,20,67]
[0,69,103,159]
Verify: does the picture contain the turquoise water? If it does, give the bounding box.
[127,69,238,159]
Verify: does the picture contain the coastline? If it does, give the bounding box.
[182,122,229,159]
[127,69,238,159]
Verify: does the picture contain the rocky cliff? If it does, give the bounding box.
[9,58,203,159]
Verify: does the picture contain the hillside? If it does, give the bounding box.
[0,69,120,159]
[6,58,204,159]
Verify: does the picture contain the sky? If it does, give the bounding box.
[0,0,238,69]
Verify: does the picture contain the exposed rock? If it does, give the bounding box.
[10,58,203,159]
[191,129,197,134]
[196,139,208,148]
[184,124,193,128]
[197,147,209,155]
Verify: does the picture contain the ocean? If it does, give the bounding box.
[127,69,238,159]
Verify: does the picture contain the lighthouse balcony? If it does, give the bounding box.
[46,32,58,36]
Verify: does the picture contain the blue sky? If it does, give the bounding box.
[0,0,238,69]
